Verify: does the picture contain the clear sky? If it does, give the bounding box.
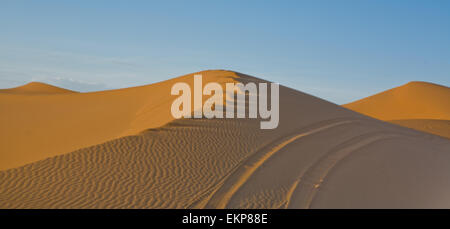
[1,0,449,104]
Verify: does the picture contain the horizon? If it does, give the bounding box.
[1,0,450,104]
[4,69,448,102]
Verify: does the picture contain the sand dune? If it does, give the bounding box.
[343,81,450,138]
[344,81,450,120]
[1,71,450,208]
[0,82,77,94]
[0,70,236,170]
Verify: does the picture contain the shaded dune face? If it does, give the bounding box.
[343,81,450,139]
[1,71,450,208]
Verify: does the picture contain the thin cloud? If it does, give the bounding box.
[30,76,109,92]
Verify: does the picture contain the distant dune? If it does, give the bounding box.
[0,82,77,94]
[1,71,450,208]
[344,81,450,138]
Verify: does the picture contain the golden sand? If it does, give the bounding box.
[344,81,450,138]
[1,71,450,208]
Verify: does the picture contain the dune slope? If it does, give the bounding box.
[1,71,450,208]
[389,119,450,139]
[343,81,450,138]
[0,70,237,170]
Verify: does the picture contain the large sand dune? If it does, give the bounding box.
[0,70,236,170]
[344,81,450,138]
[1,71,450,208]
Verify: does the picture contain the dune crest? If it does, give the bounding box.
[1,71,450,208]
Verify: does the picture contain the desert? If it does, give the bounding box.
[1,70,450,208]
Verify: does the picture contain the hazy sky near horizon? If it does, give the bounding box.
[1,0,449,104]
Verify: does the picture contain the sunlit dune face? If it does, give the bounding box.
[343,81,450,139]
[0,70,240,170]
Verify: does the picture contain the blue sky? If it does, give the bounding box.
[1,0,449,104]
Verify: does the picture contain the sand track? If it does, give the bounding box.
[286,132,400,209]
[200,118,358,209]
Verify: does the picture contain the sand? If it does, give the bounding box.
[343,81,450,139]
[0,82,77,94]
[0,70,236,170]
[389,119,450,139]
[1,71,450,208]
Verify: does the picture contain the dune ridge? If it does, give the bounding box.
[1,70,450,208]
